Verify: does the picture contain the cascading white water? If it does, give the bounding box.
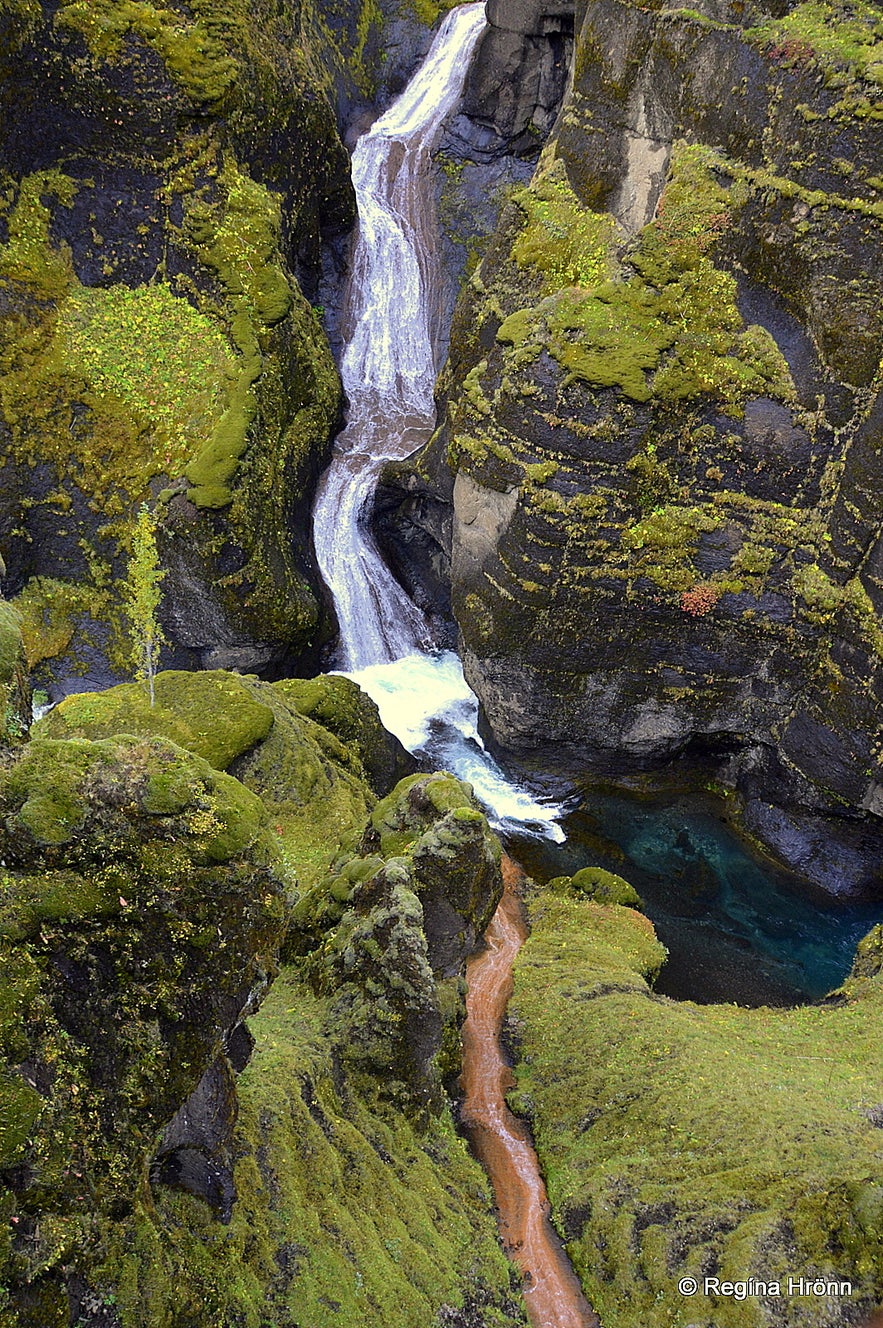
[313,3,565,842]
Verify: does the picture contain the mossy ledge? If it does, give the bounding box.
[509,879,883,1326]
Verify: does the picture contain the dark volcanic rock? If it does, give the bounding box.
[382,0,883,897]
[0,0,360,688]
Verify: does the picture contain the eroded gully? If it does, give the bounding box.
[310,5,596,1323]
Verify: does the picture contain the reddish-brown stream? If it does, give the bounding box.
[460,857,600,1328]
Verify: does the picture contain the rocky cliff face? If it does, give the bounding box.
[0,0,366,689]
[380,0,883,897]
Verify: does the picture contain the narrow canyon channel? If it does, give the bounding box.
[460,857,600,1328]
[310,4,595,1322]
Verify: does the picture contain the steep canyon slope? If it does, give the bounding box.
[0,0,372,686]
[381,0,883,896]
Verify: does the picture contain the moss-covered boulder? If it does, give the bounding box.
[34,669,274,769]
[274,673,415,795]
[0,731,288,1324]
[383,0,883,897]
[33,666,395,897]
[294,772,503,1116]
[549,865,642,908]
[508,883,883,1326]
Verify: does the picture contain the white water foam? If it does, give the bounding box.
[344,652,566,842]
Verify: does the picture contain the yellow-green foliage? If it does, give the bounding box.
[620,503,723,592]
[0,601,28,743]
[124,506,166,703]
[750,0,883,85]
[793,563,883,656]
[59,285,234,477]
[0,171,237,524]
[0,730,288,1319]
[510,886,883,1327]
[101,970,523,1327]
[502,144,794,408]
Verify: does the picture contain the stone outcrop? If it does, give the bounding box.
[294,770,504,1115]
[461,0,576,157]
[0,0,363,690]
[0,728,288,1324]
[380,0,883,897]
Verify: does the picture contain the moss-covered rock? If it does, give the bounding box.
[0,730,288,1323]
[0,678,519,1323]
[34,669,274,769]
[33,666,385,895]
[0,0,363,686]
[293,772,503,1115]
[508,882,883,1326]
[96,968,527,1328]
[549,865,643,908]
[383,0,883,896]
[275,673,415,795]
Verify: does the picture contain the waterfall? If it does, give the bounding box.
[312,3,565,842]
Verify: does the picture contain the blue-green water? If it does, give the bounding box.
[510,791,883,1006]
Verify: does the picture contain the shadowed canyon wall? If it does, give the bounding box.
[379,0,883,897]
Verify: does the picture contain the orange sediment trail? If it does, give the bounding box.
[460,856,600,1328]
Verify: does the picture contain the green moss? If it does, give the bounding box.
[620,503,722,592]
[11,579,94,670]
[274,674,410,795]
[58,284,234,479]
[406,0,463,25]
[0,601,29,746]
[54,1,242,106]
[0,170,76,296]
[30,669,377,892]
[511,163,618,290]
[749,0,883,86]
[182,157,293,508]
[369,771,478,857]
[792,564,883,656]
[99,968,523,1327]
[34,670,274,770]
[509,886,883,1325]
[550,866,643,908]
[498,143,795,409]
